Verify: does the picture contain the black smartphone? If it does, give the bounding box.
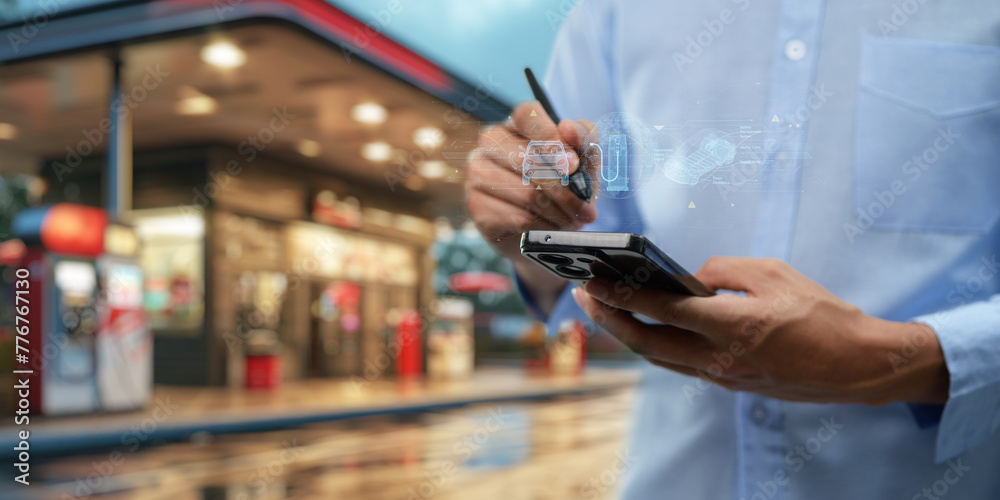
[519,230,715,297]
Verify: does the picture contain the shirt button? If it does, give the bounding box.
[751,405,767,424]
[785,39,807,61]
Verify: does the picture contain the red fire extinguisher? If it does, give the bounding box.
[395,310,422,377]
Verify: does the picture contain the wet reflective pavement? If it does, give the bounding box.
[18,389,635,500]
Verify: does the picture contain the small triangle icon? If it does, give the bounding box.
[530,110,537,117]
[771,115,780,123]
[536,185,542,190]
[653,125,664,131]
[688,201,696,208]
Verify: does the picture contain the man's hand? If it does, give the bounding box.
[466,101,599,314]
[572,256,950,405]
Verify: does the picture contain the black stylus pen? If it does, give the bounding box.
[524,67,593,202]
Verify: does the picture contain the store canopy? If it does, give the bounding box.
[0,0,512,199]
[0,0,512,119]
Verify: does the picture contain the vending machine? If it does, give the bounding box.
[97,222,152,410]
[13,203,107,415]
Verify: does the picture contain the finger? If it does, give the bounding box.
[467,188,565,240]
[473,125,529,172]
[559,119,598,151]
[476,119,597,223]
[582,277,751,337]
[644,358,702,378]
[510,101,560,140]
[572,287,715,369]
[558,119,602,200]
[695,256,770,294]
[467,160,587,226]
[559,120,600,176]
[510,103,598,221]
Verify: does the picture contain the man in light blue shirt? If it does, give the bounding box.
[466,0,1000,498]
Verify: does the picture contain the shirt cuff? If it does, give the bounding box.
[912,295,1000,463]
[907,403,944,428]
[512,269,595,337]
[512,270,547,320]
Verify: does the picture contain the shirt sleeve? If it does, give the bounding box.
[912,293,1000,463]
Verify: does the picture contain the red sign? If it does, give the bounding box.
[42,204,108,257]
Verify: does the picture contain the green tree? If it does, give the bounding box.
[0,176,32,241]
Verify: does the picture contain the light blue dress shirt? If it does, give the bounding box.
[532,0,1000,498]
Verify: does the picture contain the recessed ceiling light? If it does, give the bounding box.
[351,102,387,125]
[175,86,217,115]
[176,96,217,115]
[296,139,322,158]
[418,160,447,179]
[0,122,17,140]
[413,126,444,150]
[361,141,393,162]
[201,41,246,68]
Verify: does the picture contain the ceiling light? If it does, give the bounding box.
[176,96,217,115]
[135,214,205,238]
[351,102,387,125]
[296,139,322,158]
[175,86,217,115]
[200,41,246,68]
[418,160,447,179]
[413,126,444,150]
[0,122,17,140]
[361,141,393,162]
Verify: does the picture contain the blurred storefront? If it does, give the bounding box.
[0,0,510,387]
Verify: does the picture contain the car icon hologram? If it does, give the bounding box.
[521,140,571,186]
[663,129,736,186]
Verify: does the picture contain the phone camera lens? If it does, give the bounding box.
[539,254,573,265]
[556,265,590,278]
[577,257,594,264]
[545,235,552,242]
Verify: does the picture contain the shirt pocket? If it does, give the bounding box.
[854,36,1000,233]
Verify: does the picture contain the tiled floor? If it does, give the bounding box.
[19,388,636,500]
